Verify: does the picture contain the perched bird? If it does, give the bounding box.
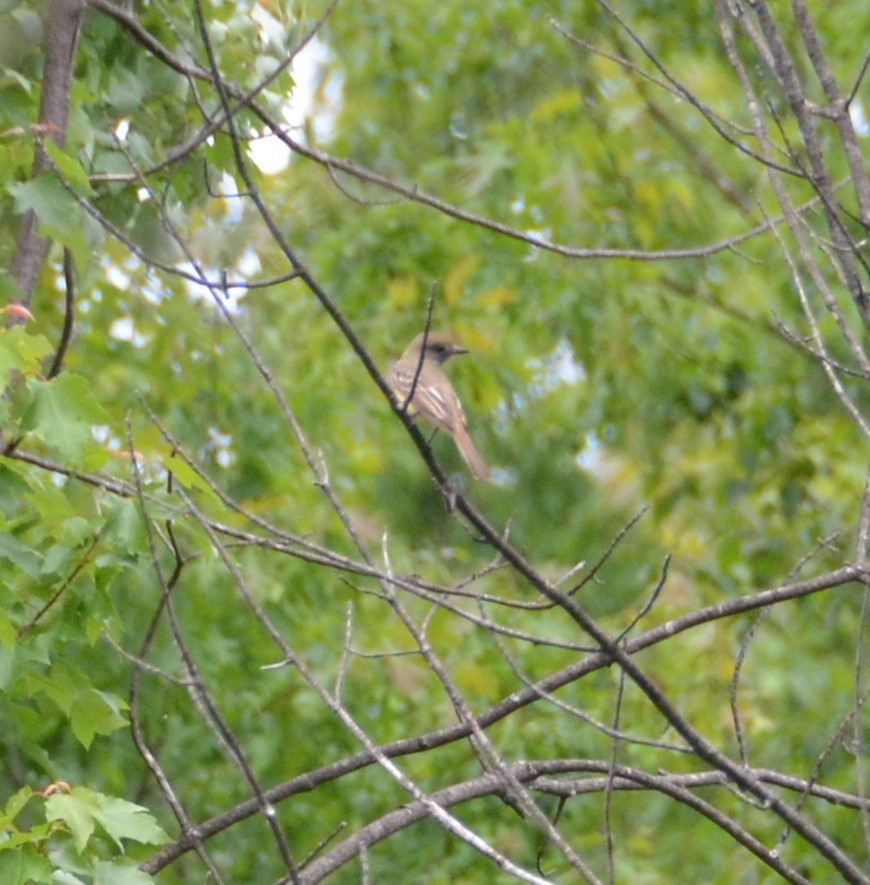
[390,332,491,481]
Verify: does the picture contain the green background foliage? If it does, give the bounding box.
[1,0,868,881]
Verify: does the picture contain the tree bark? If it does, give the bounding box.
[10,0,87,308]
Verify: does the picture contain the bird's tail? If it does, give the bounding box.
[452,425,491,481]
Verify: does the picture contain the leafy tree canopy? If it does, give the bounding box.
[1,0,869,882]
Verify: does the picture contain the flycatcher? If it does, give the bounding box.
[390,332,491,481]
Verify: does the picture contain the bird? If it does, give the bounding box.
[390,332,491,481]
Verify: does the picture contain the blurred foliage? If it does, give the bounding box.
[1,0,868,881]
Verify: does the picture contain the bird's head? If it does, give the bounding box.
[408,332,468,366]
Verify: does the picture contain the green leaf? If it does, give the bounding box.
[107,68,145,115]
[0,820,55,852]
[10,7,43,42]
[0,786,35,831]
[0,531,43,578]
[0,269,25,303]
[163,454,222,505]
[28,664,76,715]
[45,790,98,854]
[0,645,13,690]
[0,325,53,392]
[0,846,54,884]
[28,662,128,746]
[45,789,168,856]
[51,869,87,885]
[0,610,16,648]
[43,140,94,197]
[91,794,169,851]
[7,172,90,273]
[20,374,108,462]
[101,498,145,560]
[9,173,74,233]
[69,689,128,749]
[0,460,34,495]
[41,544,75,577]
[93,860,157,884]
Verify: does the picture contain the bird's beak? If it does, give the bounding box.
[450,344,469,357]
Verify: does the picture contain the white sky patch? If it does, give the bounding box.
[176,261,212,302]
[494,339,586,443]
[249,35,343,176]
[550,340,585,385]
[207,426,236,468]
[576,432,602,472]
[237,247,261,277]
[527,339,585,396]
[109,316,148,347]
[101,26,345,314]
[218,171,244,222]
[141,270,167,305]
[92,425,112,444]
[105,262,131,291]
[249,130,292,176]
[284,36,341,143]
[176,253,259,314]
[251,2,285,48]
[850,99,868,136]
